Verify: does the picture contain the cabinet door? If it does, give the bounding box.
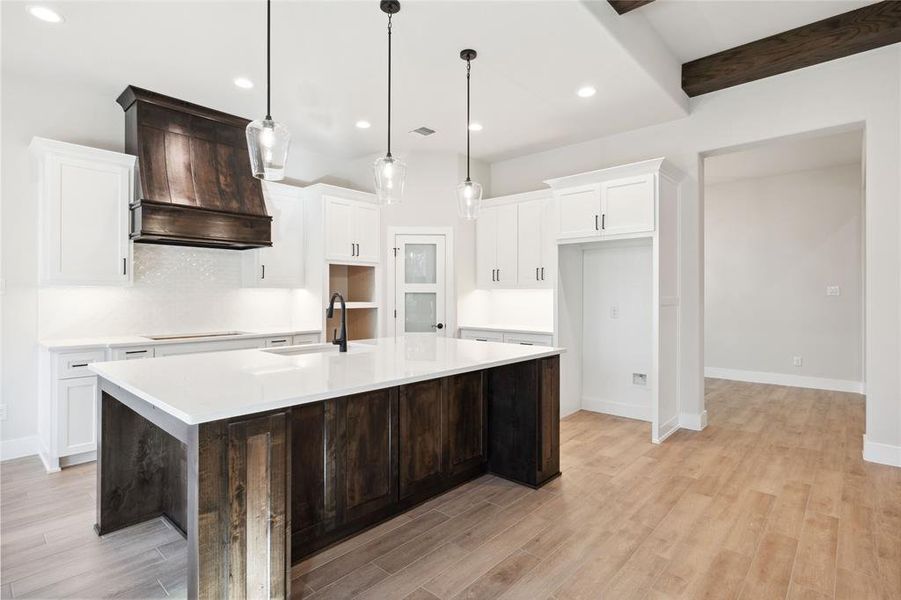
[475,206,498,288]
[41,152,133,285]
[57,376,98,456]
[445,371,485,478]
[516,200,543,286]
[337,389,398,524]
[291,401,339,558]
[494,203,517,286]
[601,174,655,236]
[249,187,304,287]
[398,380,445,500]
[353,203,380,263]
[556,187,601,240]
[539,196,556,287]
[325,197,355,261]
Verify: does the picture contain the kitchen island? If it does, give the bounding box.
[89,336,562,599]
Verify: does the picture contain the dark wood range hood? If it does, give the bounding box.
[117,86,272,250]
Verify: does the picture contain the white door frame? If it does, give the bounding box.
[386,226,455,337]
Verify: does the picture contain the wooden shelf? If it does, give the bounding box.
[328,264,376,303]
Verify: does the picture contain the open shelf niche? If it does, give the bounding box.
[327,263,378,340]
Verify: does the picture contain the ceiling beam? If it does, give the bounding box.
[682,1,901,97]
[608,1,655,16]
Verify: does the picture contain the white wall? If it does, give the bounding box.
[0,73,335,449]
[704,165,863,386]
[581,240,653,421]
[491,47,901,463]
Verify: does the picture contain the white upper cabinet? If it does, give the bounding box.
[477,191,553,289]
[556,187,601,240]
[243,182,305,288]
[325,195,380,264]
[601,174,655,236]
[516,196,555,288]
[32,138,135,286]
[476,203,517,288]
[547,159,667,243]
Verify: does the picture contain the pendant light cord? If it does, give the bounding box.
[266,0,272,120]
[466,58,471,182]
[387,13,393,157]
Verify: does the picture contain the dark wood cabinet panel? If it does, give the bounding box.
[446,371,486,477]
[338,389,398,524]
[487,356,560,487]
[290,401,337,558]
[398,379,446,500]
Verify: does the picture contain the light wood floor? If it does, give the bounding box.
[2,380,899,599]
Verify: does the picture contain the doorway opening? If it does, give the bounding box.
[701,126,865,412]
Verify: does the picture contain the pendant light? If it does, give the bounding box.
[373,0,406,205]
[245,0,290,181]
[456,49,482,220]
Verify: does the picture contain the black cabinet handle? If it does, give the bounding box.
[356,243,360,256]
[497,268,500,281]
[541,267,545,280]
[601,214,606,230]
[351,243,355,256]
[125,350,147,355]
[122,258,127,275]
[536,267,539,281]
[71,362,88,368]
[271,339,287,344]
[261,264,266,279]
[595,215,599,231]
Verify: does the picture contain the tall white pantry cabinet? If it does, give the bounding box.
[547,158,683,443]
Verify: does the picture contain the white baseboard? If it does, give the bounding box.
[581,397,651,422]
[680,410,708,431]
[863,435,901,467]
[654,414,680,443]
[704,367,864,394]
[0,435,39,462]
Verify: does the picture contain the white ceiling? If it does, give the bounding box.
[1,0,689,163]
[704,128,863,185]
[639,0,880,63]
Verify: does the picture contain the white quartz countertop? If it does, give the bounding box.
[40,328,321,351]
[89,336,564,425]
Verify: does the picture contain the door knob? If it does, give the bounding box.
[431,323,444,330]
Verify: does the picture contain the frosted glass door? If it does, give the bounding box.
[395,235,446,336]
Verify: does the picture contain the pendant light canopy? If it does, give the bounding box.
[456,49,482,220]
[246,0,290,181]
[373,0,406,205]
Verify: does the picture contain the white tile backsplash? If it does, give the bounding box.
[39,244,320,339]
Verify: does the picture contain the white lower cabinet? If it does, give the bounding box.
[56,376,98,457]
[459,327,553,347]
[292,333,320,345]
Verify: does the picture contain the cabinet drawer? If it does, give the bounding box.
[292,333,320,345]
[109,346,155,361]
[502,332,553,347]
[56,350,107,379]
[459,329,504,343]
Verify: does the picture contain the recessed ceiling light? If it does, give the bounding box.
[233,77,254,89]
[355,120,372,129]
[28,5,64,23]
[468,123,483,132]
[577,85,597,98]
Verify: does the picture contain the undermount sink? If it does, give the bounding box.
[143,331,249,341]
[262,343,370,356]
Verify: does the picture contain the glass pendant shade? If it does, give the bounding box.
[246,117,290,181]
[373,154,406,205]
[456,179,483,220]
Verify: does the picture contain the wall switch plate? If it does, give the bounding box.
[610,305,619,319]
[633,373,647,386]
[826,285,841,296]
[793,356,803,367]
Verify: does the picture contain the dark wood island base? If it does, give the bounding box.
[95,356,560,599]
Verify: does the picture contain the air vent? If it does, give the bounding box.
[411,126,436,136]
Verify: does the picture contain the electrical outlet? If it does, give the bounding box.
[826,285,841,296]
[793,356,803,367]
[633,373,647,386]
[610,304,619,319]
[0,404,7,421]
